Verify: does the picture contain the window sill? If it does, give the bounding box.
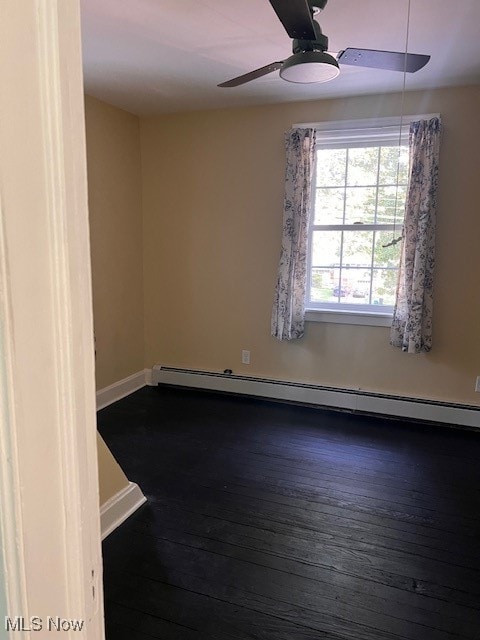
[305,309,392,327]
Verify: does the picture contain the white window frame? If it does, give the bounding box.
[299,115,426,327]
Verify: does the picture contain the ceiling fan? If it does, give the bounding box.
[218,0,430,87]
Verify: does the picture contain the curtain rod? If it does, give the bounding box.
[292,113,440,129]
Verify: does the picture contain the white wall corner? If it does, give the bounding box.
[100,482,147,540]
[96,370,147,410]
[144,367,154,386]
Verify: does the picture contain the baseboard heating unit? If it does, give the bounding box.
[152,365,480,429]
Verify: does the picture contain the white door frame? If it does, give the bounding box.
[0,1,104,637]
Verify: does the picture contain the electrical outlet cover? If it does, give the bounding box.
[241,350,250,365]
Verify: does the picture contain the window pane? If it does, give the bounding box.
[372,269,398,306]
[344,187,376,224]
[309,135,407,314]
[342,230,374,267]
[312,230,341,266]
[341,268,373,304]
[379,145,409,185]
[316,148,346,187]
[312,268,356,303]
[330,268,344,301]
[347,147,379,186]
[310,268,337,303]
[337,270,352,300]
[377,185,407,224]
[314,187,344,224]
[374,231,403,268]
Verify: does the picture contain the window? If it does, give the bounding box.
[306,121,409,322]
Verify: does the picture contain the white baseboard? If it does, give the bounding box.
[96,369,149,410]
[152,365,480,429]
[100,481,147,540]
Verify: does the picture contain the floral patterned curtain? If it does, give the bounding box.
[390,117,442,353]
[271,128,316,340]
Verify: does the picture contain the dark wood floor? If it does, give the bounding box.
[98,386,480,640]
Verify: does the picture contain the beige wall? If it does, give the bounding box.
[141,85,480,405]
[85,95,144,391]
[96,434,129,505]
[85,96,141,504]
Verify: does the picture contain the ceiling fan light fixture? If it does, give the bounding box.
[280,50,340,83]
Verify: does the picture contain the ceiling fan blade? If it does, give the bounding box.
[218,62,284,88]
[338,48,430,73]
[268,0,317,40]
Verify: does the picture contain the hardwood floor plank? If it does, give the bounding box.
[105,621,159,640]
[136,464,480,548]
[136,484,480,579]
[104,417,480,515]
[123,503,480,618]
[104,526,478,640]
[105,571,347,640]
[99,386,480,639]
[106,601,220,640]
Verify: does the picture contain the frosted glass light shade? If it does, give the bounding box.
[280,51,340,83]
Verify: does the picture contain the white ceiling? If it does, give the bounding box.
[80,0,480,116]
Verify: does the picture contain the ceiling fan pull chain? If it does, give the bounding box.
[389,0,411,245]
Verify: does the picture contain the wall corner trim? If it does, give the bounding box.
[100,481,147,540]
[96,370,150,410]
